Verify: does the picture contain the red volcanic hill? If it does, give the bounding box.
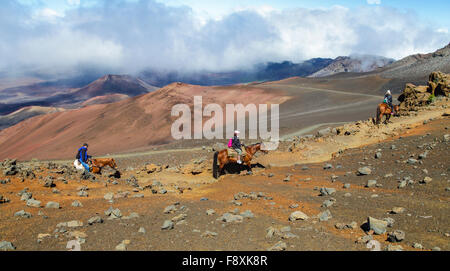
[81,94,131,107]
[0,83,289,160]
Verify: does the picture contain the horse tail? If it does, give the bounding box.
[213,151,219,179]
[376,104,381,124]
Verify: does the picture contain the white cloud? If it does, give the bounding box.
[437,28,449,34]
[367,0,381,5]
[0,0,448,77]
[67,0,81,6]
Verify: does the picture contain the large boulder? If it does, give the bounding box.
[428,71,450,97]
[398,71,449,112]
[398,83,431,111]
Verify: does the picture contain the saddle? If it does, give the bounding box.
[228,147,247,159]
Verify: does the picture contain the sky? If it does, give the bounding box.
[2,0,450,77]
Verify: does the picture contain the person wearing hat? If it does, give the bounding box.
[76,143,92,173]
[384,90,395,115]
[232,130,244,164]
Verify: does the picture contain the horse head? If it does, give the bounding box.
[246,143,268,155]
[111,159,118,169]
[393,105,400,116]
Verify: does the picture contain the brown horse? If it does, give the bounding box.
[376,103,399,125]
[89,158,118,174]
[212,143,267,178]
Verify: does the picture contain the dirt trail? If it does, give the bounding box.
[258,99,449,167]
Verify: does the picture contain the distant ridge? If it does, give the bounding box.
[309,55,394,77]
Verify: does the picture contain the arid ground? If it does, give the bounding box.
[0,98,448,251]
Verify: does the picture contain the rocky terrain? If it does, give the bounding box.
[0,82,448,251]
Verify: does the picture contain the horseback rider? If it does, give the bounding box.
[232,130,244,164]
[384,90,395,115]
[77,143,92,173]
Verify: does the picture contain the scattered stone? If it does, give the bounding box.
[289,211,308,221]
[115,240,130,251]
[323,163,333,170]
[357,167,372,175]
[171,214,187,222]
[20,192,32,201]
[37,233,51,241]
[109,208,122,219]
[366,180,377,188]
[163,205,177,214]
[322,199,336,208]
[240,210,254,219]
[161,220,174,230]
[219,213,243,223]
[383,217,395,227]
[26,199,42,208]
[0,241,16,251]
[0,195,9,204]
[138,227,146,234]
[387,230,405,242]
[43,178,55,188]
[347,221,358,229]
[418,151,428,159]
[391,207,405,214]
[268,241,287,251]
[206,209,216,216]
[14,210,32,218]
[357,235,374,245]
[412,243,423,249]
[104,192,114,200]
[407,158,418,164]
[386,244,403,251]
[375,152,382,159]
[201,231,218,238]
[318,210,332,222]
[420,176,432,184]
[368,217,388,235]
[343,183,350,189]
[77,191,88,197]
[319,187,336,196]
[67,220,83,228]
[45,201,60,209]
[87,216,103,225]
[335,223,345,230]
[71,201,82,207]
[398,181,407,189]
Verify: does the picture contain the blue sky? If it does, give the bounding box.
[3,0,449,76]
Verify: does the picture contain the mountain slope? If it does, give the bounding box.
[0,106,66,130]
[0,83,289,160]
[377,43,450,91]
[309,55,394,77]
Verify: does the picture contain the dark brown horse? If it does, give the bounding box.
[376,103,399,125]
[89,158,118,174]
[212,143,267,178]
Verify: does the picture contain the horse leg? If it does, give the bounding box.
[384,113,390,124]
[246,162,252,174]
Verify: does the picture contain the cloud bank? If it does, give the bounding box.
[0,0,448,77]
